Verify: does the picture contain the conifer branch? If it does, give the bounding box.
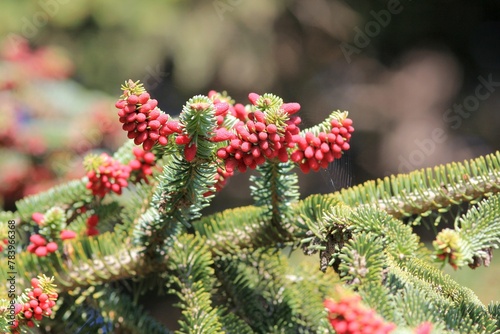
[335,151,500,219]
[143,96,219,258]
[433,194,500,269]
[167,234,223,333]
[250,160,299,237]
[0,233,164,296]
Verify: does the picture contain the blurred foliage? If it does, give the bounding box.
[0,36,124,210]
[0,0,286,95]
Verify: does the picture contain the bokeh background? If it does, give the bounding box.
[1,0,499,303]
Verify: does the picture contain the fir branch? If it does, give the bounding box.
[218,312,254,334]
[296,200,353,272]
[443,303,499,333]
[293,194,342,237]
[0,232,161,295]
[6,148,500,332]
[128,94,220,258]
[358,283,401,325]
[338,233,386,287]
[448,194,500,268]
[95,287,173,334]
[167,234,223,333]
[117,181,158,236]
[92,201,123,233]
[488,302,500,330]
[213,249,328,333]
[50,286,173,334]
[46,295,111,333]
[146,152,215,257]
[334,151,500,220]
[214,253,270,331]
[11,77,500,334]
[387,255,484,310]
[285,262,340,333]
[15,179,90,222]
[391,284,446,330]
[0,211,18,223]
[250,160,299,236]
[348,206,427,262]
[193,205,290,255]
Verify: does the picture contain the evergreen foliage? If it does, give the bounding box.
[1,84,500,333]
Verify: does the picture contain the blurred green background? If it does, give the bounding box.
[1,0,499,304]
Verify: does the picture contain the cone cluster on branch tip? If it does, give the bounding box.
[85,153,131,197]
[291,118,354,173]
[216,106,300,172]
[84,148,157,198]
[115,80,181,151]
[22,206,102,260]
[113,80,353,193]
[10,277,58,333]
[27,210,76,257]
